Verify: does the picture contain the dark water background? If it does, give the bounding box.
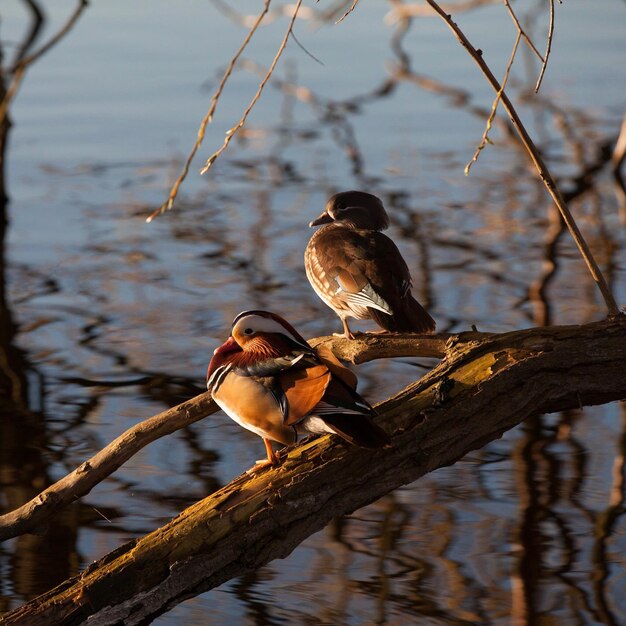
[1,0,625,623]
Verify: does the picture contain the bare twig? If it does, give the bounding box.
[199,0,303,176]
[465,31,521,175]
[535,0,555,93]
[290,31,325,66]
[424,0,621,317]
[146,0,271,223]
[336,0,360,24]
[8,0,87,72]
[502,0,544,64]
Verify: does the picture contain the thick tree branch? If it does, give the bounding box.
[3,317,626,625]
[0,331,450,541]
[0,394,218,541]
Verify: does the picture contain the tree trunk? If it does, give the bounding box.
[3,317,626,625]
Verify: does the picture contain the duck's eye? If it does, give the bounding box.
[244,328,254,335]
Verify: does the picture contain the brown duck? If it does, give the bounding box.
[305,190,436,339]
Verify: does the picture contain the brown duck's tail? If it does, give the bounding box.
[321,413,391,449]
[368,294,436,333]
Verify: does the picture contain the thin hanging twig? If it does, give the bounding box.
[146,0,272,223]
[198,0,304,176]
[424,0,621,317]
[502,0,544,64]
[535,0,556,93]
[336,0,360,24]
[465,30,521,175]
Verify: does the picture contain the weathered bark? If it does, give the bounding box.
[3,317,626,625]
[0,393,219,542]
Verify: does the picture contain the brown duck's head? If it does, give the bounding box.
[308,191,390,231]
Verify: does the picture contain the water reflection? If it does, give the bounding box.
[2,0,626,624]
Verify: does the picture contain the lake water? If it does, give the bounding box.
[1,0,625,624]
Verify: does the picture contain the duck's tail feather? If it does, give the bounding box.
[368,294,435,333]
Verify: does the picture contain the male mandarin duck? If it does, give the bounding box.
[305,190,436,339]
[207,310,390,471]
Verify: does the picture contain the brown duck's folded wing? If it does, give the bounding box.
[279,364,331,426]
[344,231,435,333]
[357,231,413,296]
[313,227,411,286]
[314,229,412,308]
[368,293,436,333]
[334,264,368,294]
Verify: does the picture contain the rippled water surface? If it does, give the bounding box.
[1,0,626,624]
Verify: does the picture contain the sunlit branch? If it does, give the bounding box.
[336,0,360,24]
[208,0,315,28]
[535,0,555,93]
[198,0,303,176]
[465,31,521,175]
[502,0,544,65]
[424,0,621,317]
[0,393,219,541]
[208,0,257,26]
[146,0,271,223]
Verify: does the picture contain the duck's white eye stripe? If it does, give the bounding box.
[233,314,300,341]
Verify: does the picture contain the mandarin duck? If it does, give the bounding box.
[305,190,436,339]
[207,310,389,471]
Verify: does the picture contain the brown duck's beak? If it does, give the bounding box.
[309,211,334,227]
